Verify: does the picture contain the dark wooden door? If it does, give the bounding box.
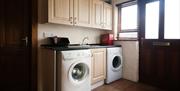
[0,0,32,91]
[138,0,180,90]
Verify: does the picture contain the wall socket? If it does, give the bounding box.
[42,32,54,38]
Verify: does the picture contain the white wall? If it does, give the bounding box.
[114,41,139,82]
[38,24,108,45]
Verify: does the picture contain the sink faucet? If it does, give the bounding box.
[81,36,89,46]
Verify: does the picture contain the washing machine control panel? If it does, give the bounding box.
[61,50,91,60]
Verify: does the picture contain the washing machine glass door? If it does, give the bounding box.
[112,56,122,71]
[69,62,89,85]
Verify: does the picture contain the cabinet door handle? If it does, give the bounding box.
[69,17,73,21]
[70,17,73,24]
[74,17,77,25]
[69,17,73,24]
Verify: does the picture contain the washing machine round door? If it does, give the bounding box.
[69,62,89,85]
[112,56,122,71]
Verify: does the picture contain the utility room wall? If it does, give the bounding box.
[38,24,108,45]
[114,41,139,82]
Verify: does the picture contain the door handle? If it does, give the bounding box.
[152,42,170,46]
[69,17,73,21]
[140,37,144,46]
[22,36,28,47]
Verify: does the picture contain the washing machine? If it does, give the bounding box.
[105,47,123,84]
[57,50,91,91]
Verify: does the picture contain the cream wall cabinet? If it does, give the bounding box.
[74,0,92,27]
[92,0,104,29]
[39,0,112,30]
[48,0,92,27]
[48,0,73,25]
[92,0,112,30]
[91,48,106,84]
[103,3,112,30]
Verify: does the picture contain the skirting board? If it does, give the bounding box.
[91,80,104,90]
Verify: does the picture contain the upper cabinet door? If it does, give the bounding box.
[48,0,73,25]
[74,0,92,27]
[92,0,104,29]
[103,3,112,30]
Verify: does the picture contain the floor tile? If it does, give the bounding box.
[109,79,135,90]
[92,79,165,91]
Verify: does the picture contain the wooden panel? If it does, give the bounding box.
[140,42,167,87]
[103,3,112,30]
[74,0,92,27]
[92,0,104,29]
[0,32,3,48]
[0,0,4,48]
[91,48,106,84]
[48,0,73,25]
[38,0,48,23]
[140,40,180,90]
[0,48,30,91]
[0,0,32,90]
[166,47,180,90]
[3,0,30,48]
[32,0,38,90]
[40,49,56,91]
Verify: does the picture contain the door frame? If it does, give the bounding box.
[31,0,38,90]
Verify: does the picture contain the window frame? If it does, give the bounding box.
[117,0,138,39]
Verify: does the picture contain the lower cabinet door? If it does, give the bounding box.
[91,48,106,84]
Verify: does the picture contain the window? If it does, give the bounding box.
[121,4,137,30]
[144,0,180,39]
[145,1,160,39]
[118,1,138,39]
[164,0,180,39]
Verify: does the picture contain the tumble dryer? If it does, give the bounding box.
[105,47,123,84]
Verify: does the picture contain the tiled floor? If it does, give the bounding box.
[92,79,166,91]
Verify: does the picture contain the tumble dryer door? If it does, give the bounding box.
[69,62,89,85]
[111,56,122,71]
